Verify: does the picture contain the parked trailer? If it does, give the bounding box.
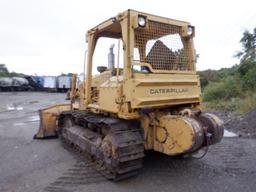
[42,76,57,91]
[57,76,71,92]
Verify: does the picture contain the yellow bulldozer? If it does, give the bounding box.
[34,10,224,180]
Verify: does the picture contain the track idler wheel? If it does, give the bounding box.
[100,134,119,170]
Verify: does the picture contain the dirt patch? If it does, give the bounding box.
[210,109,256,138]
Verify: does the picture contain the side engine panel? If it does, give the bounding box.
[124,73,201,109]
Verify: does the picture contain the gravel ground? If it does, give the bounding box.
[211,110,256,138]
[0,92,256,192]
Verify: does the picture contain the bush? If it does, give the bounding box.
[201,27,256,112]
[198,70,220,89]
[204,92,256,112]
[203,77,241,102]
[239,61,256,90]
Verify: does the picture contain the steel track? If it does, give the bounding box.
[58,110,145,181]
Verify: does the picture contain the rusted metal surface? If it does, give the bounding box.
[34,104,71,139]
[58,110,144,181]
[197,112,224,145]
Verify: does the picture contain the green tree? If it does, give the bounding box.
[236,27,256,90]
[236,28,256,62]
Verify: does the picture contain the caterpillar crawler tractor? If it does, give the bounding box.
[34,10,224,180]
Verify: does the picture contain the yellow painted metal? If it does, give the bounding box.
[155,115,196,155]
[81,9,199,118]
[124,73,201,109]
[36,10,201,137]
[156,127,167,143]
[35,10,223,157]
[98,88,120,113]
[140,112,206,155]
[91,71,112,87]
[34,104,71,139]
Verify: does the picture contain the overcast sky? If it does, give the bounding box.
[0,0,255,75]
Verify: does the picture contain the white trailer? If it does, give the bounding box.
[43,76,57,91]
[57,76,71,92]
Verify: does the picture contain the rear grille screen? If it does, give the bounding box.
[134,20,191,71]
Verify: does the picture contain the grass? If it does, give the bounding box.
[203,92,256,113]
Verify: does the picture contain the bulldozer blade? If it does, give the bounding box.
[33,104,71,139]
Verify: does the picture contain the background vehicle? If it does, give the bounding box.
[0,77,30,91]
[57,75,72,92]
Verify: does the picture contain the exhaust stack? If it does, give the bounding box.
[108,44,115,70]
